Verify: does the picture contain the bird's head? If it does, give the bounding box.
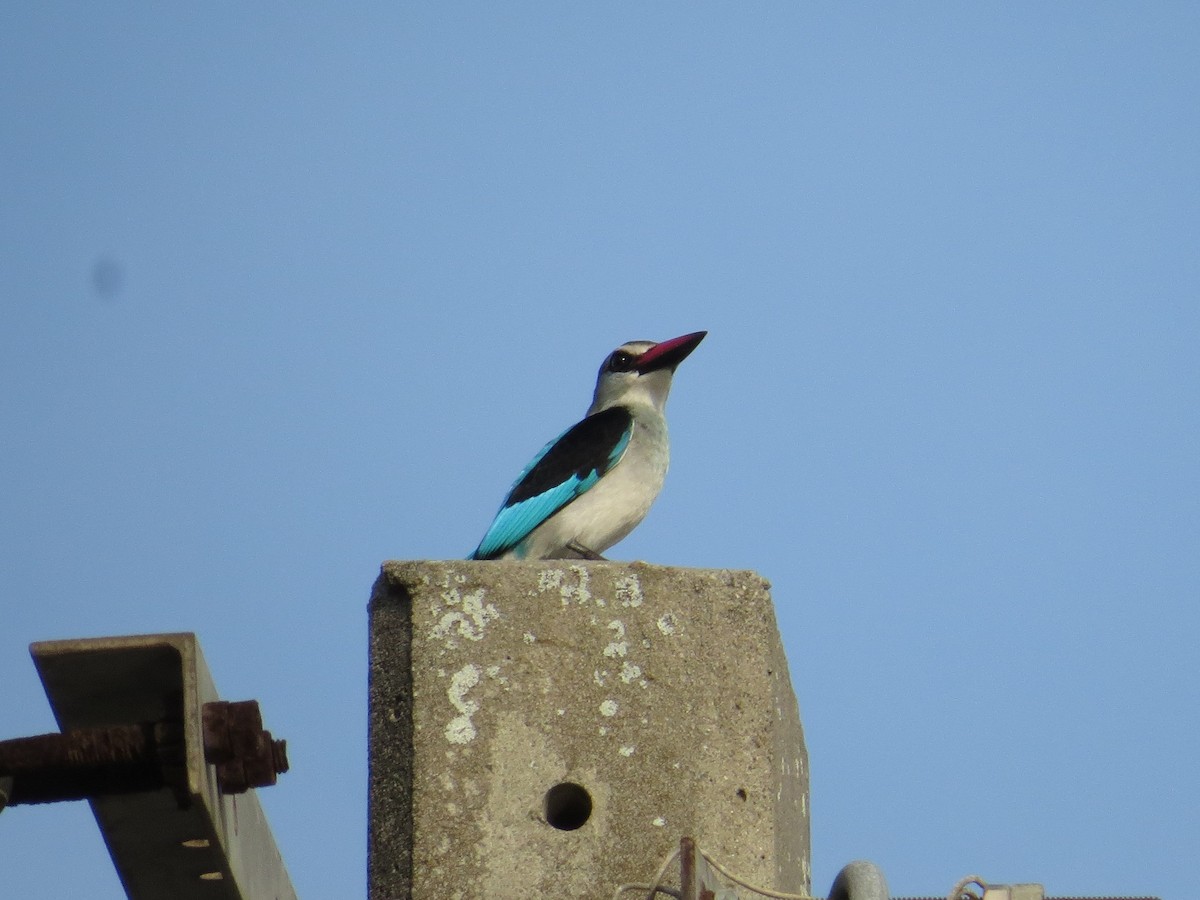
[588,330,706,414]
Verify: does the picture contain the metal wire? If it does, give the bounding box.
[698,847,815,900]
[946,875,987,900]
[610,886,681,900]
[610,846,682,900]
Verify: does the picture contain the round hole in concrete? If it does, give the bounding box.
[544,782,592,830]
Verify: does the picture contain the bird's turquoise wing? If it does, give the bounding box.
[470,407,633,560]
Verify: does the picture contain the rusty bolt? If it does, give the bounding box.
[0,699,287,807]
[0,723,171,805]
[202,700,288,794]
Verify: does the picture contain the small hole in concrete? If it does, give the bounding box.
[736,788,747,801]
[544,782,592,830]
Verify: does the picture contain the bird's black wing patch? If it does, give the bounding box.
[507,406,634,504]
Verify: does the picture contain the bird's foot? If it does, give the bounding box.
[566,540,607,561]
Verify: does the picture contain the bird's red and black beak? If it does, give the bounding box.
[635,331,707,374]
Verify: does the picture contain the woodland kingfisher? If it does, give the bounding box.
[469,331,706,561]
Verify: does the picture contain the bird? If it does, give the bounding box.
[470,331,707,561]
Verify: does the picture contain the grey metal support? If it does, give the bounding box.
[828,860,889,900]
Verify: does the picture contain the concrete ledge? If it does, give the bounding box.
[369,560,808,900]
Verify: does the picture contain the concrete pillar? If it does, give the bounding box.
[368,561,808,900]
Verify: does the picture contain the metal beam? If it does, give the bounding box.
[29,633,295,900]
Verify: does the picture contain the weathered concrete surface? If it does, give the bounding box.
[369,561,808,900]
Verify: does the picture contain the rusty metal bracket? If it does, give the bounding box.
[2,633,296,900]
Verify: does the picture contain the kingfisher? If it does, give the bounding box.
[470,331,707,561]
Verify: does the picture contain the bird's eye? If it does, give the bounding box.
[608,351,636,372]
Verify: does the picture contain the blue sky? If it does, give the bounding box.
[2,4,1196,898]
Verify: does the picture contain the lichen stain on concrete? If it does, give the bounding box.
[430,587,499,647]
[619,661,642,684]
[599,699,618,717]
[446,663,482,744]
[602,620,627,658]
[614,573,643,607]
[536,565,598,606]
[427,570,468,591]
[656,612,679,636]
